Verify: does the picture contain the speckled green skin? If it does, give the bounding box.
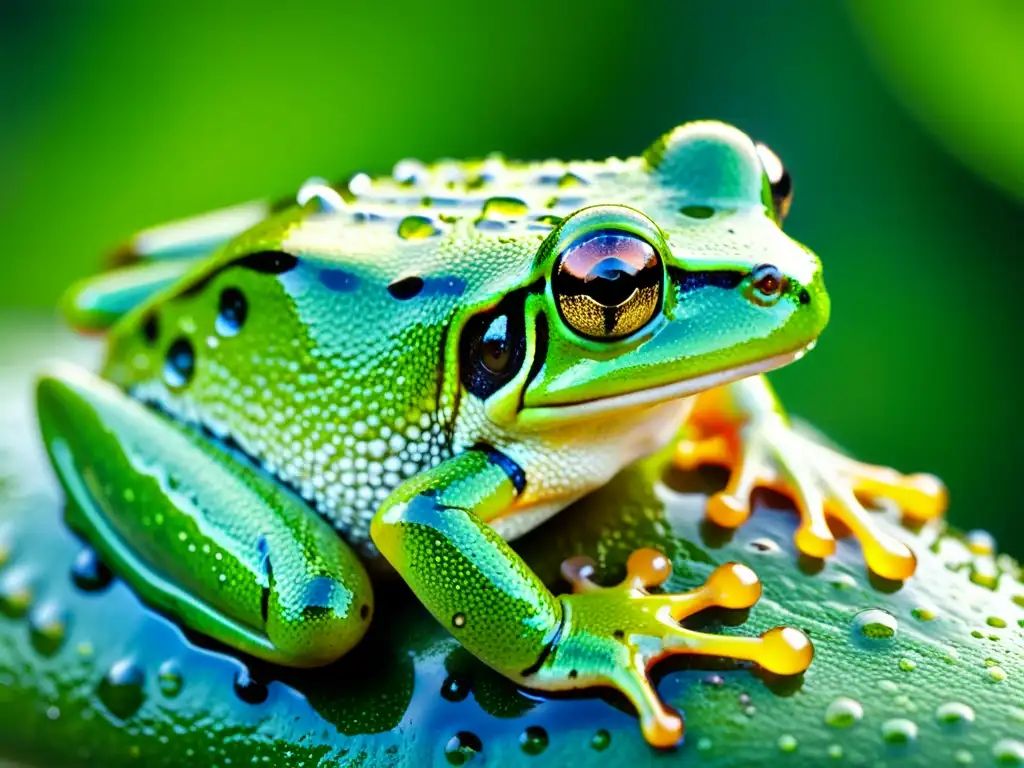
[2,332,1023,767]
[34,119,830,708]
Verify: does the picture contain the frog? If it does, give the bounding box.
[34,120,948,749]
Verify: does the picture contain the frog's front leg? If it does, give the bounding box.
[371,448,812,748]
[36,363,372,667]
[675,375,947,580]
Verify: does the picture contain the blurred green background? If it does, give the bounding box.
[1,2,1021,554]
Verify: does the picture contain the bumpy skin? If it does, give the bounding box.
[35,121,947,746]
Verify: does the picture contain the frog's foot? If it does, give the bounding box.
[674,419,947,580]
[533,549,813,748]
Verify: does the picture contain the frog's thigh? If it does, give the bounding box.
[370,449,562,679]
[36,362,372,668]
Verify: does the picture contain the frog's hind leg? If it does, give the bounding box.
[65,199,270,332]
[36,362,372,667]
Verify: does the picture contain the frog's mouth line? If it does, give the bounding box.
[516,345,810,428]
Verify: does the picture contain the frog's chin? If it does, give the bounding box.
[515,344,812,429]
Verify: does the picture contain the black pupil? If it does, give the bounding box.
[555,231,659,307]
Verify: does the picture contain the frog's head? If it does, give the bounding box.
[459,121,830,430]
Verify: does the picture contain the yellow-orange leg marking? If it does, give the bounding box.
[552,549,813,748]
[674,421,947,580]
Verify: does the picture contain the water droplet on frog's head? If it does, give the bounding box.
[71,546,113,592]
[590,729,611,751]
[481,197,528,220]
[965,529,996,555]
[440,675,470,702]
[233,667,268,705]
[936,701,975,727]
[444,731,482,764]
[397,215,441,240]
[825,696,864,727]
[518,726,548,755]
[852,608,898,645]
[157,660,183,698]
[98,658,145,720]
[393,159,428,186]
[880,718,918,747]
[28,601,68,656]
[0,566,33,618]
[992,739,1024,765]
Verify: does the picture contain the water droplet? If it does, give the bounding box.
[829,573,857,590]
[46,705,60,720]
[590,729,610,751]
[440,675,470,702]
[28,601,68,656]
[157,660,183,698]
[825,697,864,727]
[778,734,798,753]
[233,667,268,704]
[965,529,995,555]
[827,744,844,760]
[451,613,466,628]
[445,731,482,765]
[481,197,528,219]
[558,172,587,188]
[696,737,713,752]
[898,658,917,672]
[0,567,33,617]
[955,749,975,765]
[881,718,918,746]
[71,548,113,593]
[397,215,440,240]
[911,605,937,621]
[936,701,974,727]
[969,559,999,589]
[519,726,548,755]
[987,666,1007,682]
[852,608,898,643]
[98,658,145,720]
[993,739,1024,765]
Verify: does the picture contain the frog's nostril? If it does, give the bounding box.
[799,288,811,305]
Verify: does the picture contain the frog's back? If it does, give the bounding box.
[98,154,649,552]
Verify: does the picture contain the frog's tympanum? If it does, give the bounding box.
[35,121,948,747]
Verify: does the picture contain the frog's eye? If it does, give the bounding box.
[755,143,793,223]
[553,230,663,340]
[460,302,527,399]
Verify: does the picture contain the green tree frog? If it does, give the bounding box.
[35,121,947,748]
